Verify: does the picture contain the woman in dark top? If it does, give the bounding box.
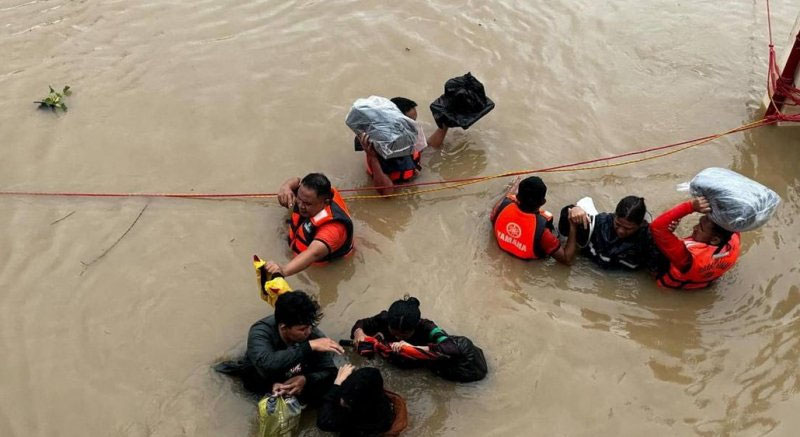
[350,296,488,382]
[350,296,462,367]
[317,365,407,437]
[559,196,664,272]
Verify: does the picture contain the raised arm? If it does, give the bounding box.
[277,177,301,209]
[651,200,696,272]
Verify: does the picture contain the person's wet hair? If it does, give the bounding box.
[340,367,394,432]
[711,221,734,253]
[390,97,417,116]
[275,290,322,327]
[517,176,547,212]
[301,173,333,200]
[615,196,647,225]
[387,296,421,332]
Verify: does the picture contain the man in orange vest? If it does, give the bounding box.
[650,196,740,290]
[265,173,354,277]
[490,176,578,264]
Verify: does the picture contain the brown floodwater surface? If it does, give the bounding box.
[2,1,800,436]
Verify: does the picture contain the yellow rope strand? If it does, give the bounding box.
[342,119,767,201]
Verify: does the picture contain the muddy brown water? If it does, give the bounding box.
[2,1,800,436]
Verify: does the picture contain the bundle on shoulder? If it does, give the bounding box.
[346,95,418,159]
[685,167,780,232]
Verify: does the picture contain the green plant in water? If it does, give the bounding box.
[35,85,72,111]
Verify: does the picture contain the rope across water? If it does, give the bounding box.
[1,1,795,202]
[0,119,774,202]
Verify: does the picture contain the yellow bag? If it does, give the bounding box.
[254,255,293,307]
[257,395,302,437]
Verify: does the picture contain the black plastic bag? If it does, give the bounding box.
[429,72,495,129]
[433,336,488,383]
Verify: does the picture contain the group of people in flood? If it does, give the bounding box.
[489,174,740,290]
[217,96,745,436]
[217,289,486,436]
[263,161,741,292]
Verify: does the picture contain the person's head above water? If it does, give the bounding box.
[387,296,421,340]
[692,215,734,248]
[391,97,418,120]
[275,290,322,344]
[297,173,333,218]
[613,196,647,239]
[517,176,547,213]
[339,367,394,432]
[340,367,386,410]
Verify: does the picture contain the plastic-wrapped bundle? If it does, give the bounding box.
[684,167,780,232]
[345,96,418,159]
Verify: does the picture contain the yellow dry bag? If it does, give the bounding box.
[254,255,293,307]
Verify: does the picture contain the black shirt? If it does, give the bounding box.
[240,315,336,397]
[350,311,461,357]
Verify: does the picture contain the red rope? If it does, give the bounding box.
[0,2,794,200]
[765,0,800,121]
[0,121,770,200]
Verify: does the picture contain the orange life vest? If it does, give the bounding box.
[287,188,354,262]
[492,196,553,260]
[365,150,421,183]
[657,233,741,290]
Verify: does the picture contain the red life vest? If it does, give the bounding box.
[657,233,741,290]
[492,196,553,260]
[287,188,354,262]
[365,150,421,183]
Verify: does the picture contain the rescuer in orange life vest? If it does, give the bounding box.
[490,176,578,264]
[650,196,741,290]
[265,173,354,277]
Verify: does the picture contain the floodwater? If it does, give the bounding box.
[2,1,800,436]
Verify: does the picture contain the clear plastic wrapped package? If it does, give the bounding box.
[345,96,418,159]
[681,167,781,232]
